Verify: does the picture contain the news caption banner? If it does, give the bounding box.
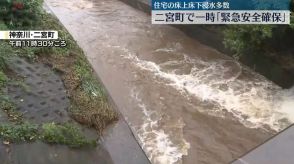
[0,31,67,47]
[152,0,292,24]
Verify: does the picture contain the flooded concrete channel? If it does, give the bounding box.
[45,0,294,163]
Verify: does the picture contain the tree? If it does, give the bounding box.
[223,25,274,58]
[0,0,44,29]
[223,0,294,57]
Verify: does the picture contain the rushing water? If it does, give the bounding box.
[45,0,294,163]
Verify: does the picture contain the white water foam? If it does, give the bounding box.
[130,88,190,164]
[274,87,294,123]
[119,46,293,131]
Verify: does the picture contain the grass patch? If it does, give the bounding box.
[41,122,96,148]
[0,21,8,30]
[0,123,38,143]
[0,71,7,89]
[38,53,118,134]
[0,122,96,148]
[0,42,14,70]
[0,100,23,123]
[35,12,118,133]
[0,22,14,70]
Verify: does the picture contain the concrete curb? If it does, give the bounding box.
[231,125,294,164]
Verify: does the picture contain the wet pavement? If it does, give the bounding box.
[0,141,113,164]
[44,0,294,163]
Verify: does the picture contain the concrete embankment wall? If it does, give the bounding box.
[119,0,294,88]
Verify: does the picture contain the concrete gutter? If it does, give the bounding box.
[232,125,294,164]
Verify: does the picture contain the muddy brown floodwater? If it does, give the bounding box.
[45,0,294,163]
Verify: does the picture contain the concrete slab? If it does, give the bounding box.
[7,57,70,124]
[101,119,150,164]
[232,125,294,164]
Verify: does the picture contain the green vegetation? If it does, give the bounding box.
[32,11,118,133]
[224,23,294,58]
[0,20,8,30]
[0,100,23,122]
[0,71,7,88]
[0,122,96,147]
[0,123,38,142]
[0,41,14,70]
[74,58,108,99]
[223,25,274,58]
[223,0,294,58]
[41,123,96,148]
[0,0,44,28]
